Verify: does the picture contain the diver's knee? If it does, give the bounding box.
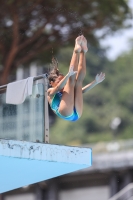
[69,74,76,85]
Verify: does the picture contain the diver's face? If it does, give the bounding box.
[51,75,64,87]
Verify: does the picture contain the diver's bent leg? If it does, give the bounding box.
[69,36,82,72]
[74,52,86,116]
[76,52,86,82]
[58,36,84,117]
[58,75,76,116]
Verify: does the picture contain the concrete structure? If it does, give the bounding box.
[0,139,92,193]
[1,140,133,200]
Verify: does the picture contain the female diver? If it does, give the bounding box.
[47,35,105,122]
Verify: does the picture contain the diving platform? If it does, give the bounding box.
[0,139,92,193]
[0,74,92,193]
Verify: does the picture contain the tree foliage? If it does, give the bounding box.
[0,0,131,84]
[50,48,133,145]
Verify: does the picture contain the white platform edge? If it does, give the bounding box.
[0,139,92,165]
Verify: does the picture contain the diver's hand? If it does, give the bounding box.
[68,66,77,77]
[95,72,105,84]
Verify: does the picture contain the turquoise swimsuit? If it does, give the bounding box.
[50,92,79,122]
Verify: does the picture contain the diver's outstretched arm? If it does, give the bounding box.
[82,72,105,93]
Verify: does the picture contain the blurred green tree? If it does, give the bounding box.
[0,0,131,84]
[50,47,133,145]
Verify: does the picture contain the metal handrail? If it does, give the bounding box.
[108,183,133,200]
[0,73,49,144]
[0,73,48,91]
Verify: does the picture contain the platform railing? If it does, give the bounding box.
[108,183,133,200]
[0,74,49,143]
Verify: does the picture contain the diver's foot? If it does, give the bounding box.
[81,36,88,53]
[74,36,82,53]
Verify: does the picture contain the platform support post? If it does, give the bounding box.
[44,180,59,200]
[44,76,49,143]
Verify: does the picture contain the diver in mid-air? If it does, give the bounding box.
[47,35,105,121]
